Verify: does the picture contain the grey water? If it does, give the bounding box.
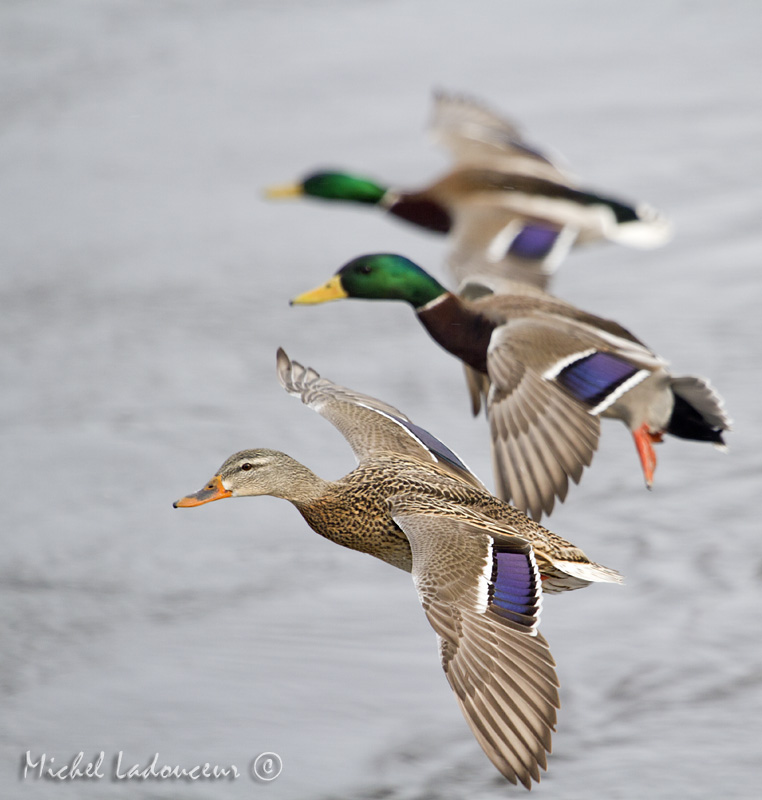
[2,1,761,798]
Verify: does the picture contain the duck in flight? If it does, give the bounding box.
[174,349,621,788]
[291,255,730,521]
[267,92,672,291]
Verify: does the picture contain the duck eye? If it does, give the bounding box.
[240,463,254,472]
[357,263,372,275]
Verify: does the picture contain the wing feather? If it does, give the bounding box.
[276,349,484,489]
[429,91,569,181]
[389,495,560,787]
[484,336,600,519]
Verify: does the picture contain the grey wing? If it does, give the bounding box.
[456,277,545,418]
[276,349,484,487]
[457,274,553,303]
[447,205,579,291]
[486,322,603,520]
[462,362,490,417]
[429,91,570,181]
[389,494,559,789]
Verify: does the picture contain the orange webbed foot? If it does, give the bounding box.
[632,423,661,488]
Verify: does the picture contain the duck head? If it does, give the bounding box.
[265,171,388,205]
[173,449,323,507]
[290,253,447,309]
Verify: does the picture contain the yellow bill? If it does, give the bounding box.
[290,275,348,305]
[264,182,304,199]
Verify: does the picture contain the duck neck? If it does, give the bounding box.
[416,294,494,373]
[385,194,452,233]
[272,460,332,506]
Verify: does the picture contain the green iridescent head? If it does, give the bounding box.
[266,171,388,205]
[291,254,447,309]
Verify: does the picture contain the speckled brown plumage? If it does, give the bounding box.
[291,454,604,588]
[174,349,622,789]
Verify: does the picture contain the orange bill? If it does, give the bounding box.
[173,475,232,508]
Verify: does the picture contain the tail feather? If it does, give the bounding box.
[667,376,731,445]
[558,560,624,585]
[577,194,673,248]
[607,202,673,248]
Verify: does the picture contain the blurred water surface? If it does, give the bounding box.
[2,2,761,798]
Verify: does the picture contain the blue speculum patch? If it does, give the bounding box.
[508,225,560,260]
[555,351,640,408]
[400,417,471,473]
[490,549,539,627]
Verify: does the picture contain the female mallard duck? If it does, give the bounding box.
[266,91,671,290]
[174,349,621,789]
[291,255,731,521]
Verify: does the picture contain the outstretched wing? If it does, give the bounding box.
[389,493,559,789]
[429,91,569,182]
[447,205,579,292]
[487,350,601,520]
[276,349,485,489]
[484,313,666,519]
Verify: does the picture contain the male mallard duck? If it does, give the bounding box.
[291,255,731,521]
[267,91,671,290]
[174,349,621,789]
